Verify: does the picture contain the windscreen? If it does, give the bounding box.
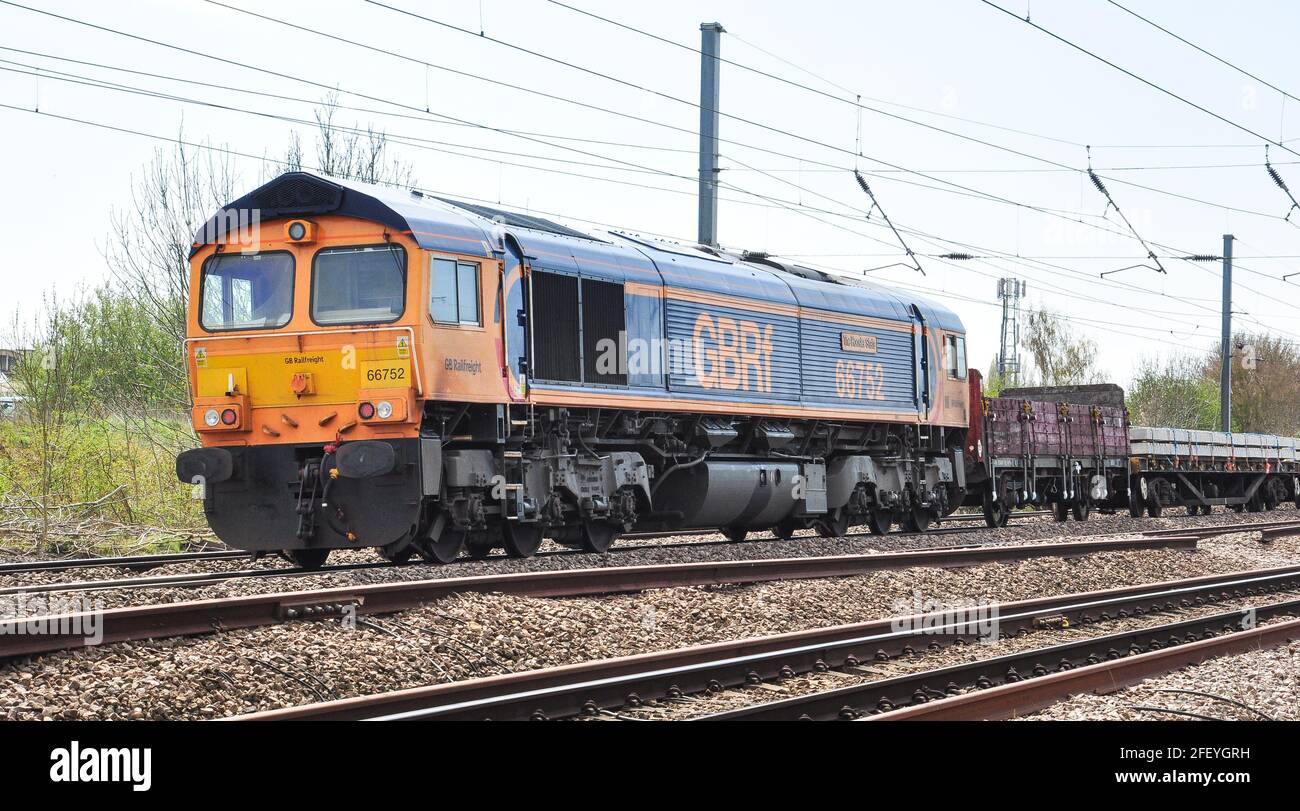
[200,252,295,331]
[312,245,407,325]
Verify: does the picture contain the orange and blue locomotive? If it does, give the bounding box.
[177,172,971,567]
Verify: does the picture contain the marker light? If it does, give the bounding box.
[221,409,238,426]
[376,400,394,420]
[358,402,376,420]
[203,408,220,427]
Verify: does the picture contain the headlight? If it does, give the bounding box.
[288,221,307,240]
[376,400,393,419]
[203,408,220,427]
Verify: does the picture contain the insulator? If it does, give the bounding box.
[1267,162,1290,191]
[854,169,873,196]
[1088,168,1109,197]
[939,252,975,260]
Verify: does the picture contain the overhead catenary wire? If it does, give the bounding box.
[1104,0,1300,106]
[7,0,1300,335]
[0,99,1231,347]
[980,0,1300,160]
[11,0,1295,266]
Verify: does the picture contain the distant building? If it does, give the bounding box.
[0,348,30,400]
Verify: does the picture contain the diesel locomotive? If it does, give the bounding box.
[176,171,972,567]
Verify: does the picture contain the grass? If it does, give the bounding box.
[0,415,213,556]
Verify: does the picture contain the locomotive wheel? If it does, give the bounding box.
[815,510,850,539]
[773,519,800,540]
[1247,494,1264,513]
[722,526,749,543]
[287,548,330,570]
[902,508,933,533]
[866,509,892,536]
[464,532,496,561]
[1052,502,1069,522]
[580,522,618,554]
[1146,497,1163,518]
[1231,502,1246,513]
[379,544,414,564]
[1071,502,1090,522]
[418,528,465,564]
[502,523,543,558]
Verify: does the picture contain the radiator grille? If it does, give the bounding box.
[581,278,627,386]
[532,272,581,382]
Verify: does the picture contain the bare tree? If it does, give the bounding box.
[1021,306,1106,386]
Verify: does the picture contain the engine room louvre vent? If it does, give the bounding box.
[532,272,581,382]
[581,278,627,386]
[247,174,345,216]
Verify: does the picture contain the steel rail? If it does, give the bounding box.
[0,510,1271,583]
[229,562,1300,721]
[703,599,1300,720]
[0,549,245,576]
[0,535,1202,660]
[0,533,1200,600]
[868,612,1300,721]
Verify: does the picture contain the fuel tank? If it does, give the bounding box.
[654,460,800,529]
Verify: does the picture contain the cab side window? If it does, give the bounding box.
[430,257,480,325]
[945,334,967,380]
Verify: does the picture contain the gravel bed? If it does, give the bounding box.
[3,521,1299,720]
[1,506,1296,613]
[1024,639,1300,721]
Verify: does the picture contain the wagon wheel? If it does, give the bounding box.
[865,509,893,536]
[773,518,800,540]
[287,548,330,570]
[580,521,619,554]
[982,492,1007,529]
[814,509,850,539]
[502,523,543,558]
[1261,486,1279,511]
[722,526,749,543]
[1146,494,1163,518]
[1201,504,1214,515]
[1052,502,1069,522]
[1128,493,1144,518]
[1071,501,1090,522]
[1185,504,1200,517]
[1247,493,1264,513]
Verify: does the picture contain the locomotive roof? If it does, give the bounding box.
[195,171,964,332]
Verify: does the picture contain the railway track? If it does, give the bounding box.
[229,563,1300,720]
[868,613,1300,721]
[6,514,1289,599]
[0,534,1203,660]
[0,510,1058,578]
[4,507,1285,594]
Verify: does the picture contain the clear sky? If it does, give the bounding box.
[3,0,1300,387]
